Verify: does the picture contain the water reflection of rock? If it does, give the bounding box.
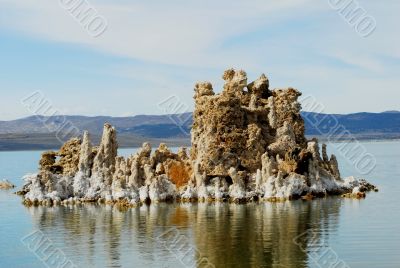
[188,200,341,268]
[26,199,341,268]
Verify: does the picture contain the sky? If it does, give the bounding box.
[0,0,399,120]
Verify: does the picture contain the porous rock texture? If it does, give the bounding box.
[21,69,376,206]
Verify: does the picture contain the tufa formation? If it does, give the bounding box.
[20,69,376,206]
[0,179,15,190]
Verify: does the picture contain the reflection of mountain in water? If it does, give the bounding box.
[25,198,342,268]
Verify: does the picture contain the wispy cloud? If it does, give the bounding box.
[0,0,399,120]
[0,0,319,67]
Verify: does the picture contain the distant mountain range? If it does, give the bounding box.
[0,111,399,150]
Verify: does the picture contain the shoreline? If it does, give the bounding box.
[0,137,398,152]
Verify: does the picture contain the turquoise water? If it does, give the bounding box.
[0,142,399,268]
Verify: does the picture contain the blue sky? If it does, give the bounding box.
[0,0,399,120]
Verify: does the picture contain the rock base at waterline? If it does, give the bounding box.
[0,179,15,190]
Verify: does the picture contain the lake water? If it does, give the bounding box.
[0,142,399,268]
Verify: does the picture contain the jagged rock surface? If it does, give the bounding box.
[21,69,376,205]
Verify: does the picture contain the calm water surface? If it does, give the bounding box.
[0,142,399,268]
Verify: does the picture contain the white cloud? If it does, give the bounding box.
[0,0,399,119]
[0,0,319,67]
